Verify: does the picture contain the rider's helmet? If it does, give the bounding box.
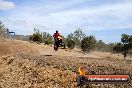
[56,30,58,33]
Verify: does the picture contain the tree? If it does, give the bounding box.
[67,40,75,49]
[113,42,123,53]
[107,43,115,52]
[73,28,86,46]
[65,33,75,49]
[29,32,42,43]
[121,34,131,59]
[96,40,106,51]
[29,35,33,41]
[0,21,8,38]
[113,34,132,59]
[33,28,39,33]
[42,32,53,45]
[30,29,53,45]
[121,34,130,44]
[66,29,86,47]
[127,35,132,50]
[67,33,74,40]
[42,32,52,41]
[81,35,96,52]
[74,28,86,41]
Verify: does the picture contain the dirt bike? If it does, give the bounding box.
[54,36,65,51]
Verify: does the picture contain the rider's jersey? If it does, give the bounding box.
[53,33,60,38]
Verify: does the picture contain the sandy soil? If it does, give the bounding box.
[0,38,47,55]
[0,38,132,88]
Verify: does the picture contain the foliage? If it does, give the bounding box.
[66,28,86,47]
[45,40,52,45]
[67,40,75,49]
[0,21,8,38]
[42,32,52,44]
[29,36,33,41]
[113,43,123,53]
[29,29,52,44]
[81,35,96,52]
[96,40,106,51]
[113,34,132,59]
[67,33,74,40]
[121,34,132,51]
[30,33,43,43]
[73,28,86,46]
[121,34,130,44]
[106,43,115,52]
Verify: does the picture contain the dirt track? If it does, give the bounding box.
[0,39,132,88]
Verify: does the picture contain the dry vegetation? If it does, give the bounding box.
[0,38,132,88]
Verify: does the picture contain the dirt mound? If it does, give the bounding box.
[0,38,45,55]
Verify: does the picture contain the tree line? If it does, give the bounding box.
[66,29,132,58]
[65,29,115,52]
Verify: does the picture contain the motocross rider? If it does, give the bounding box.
[53,30,62,44]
